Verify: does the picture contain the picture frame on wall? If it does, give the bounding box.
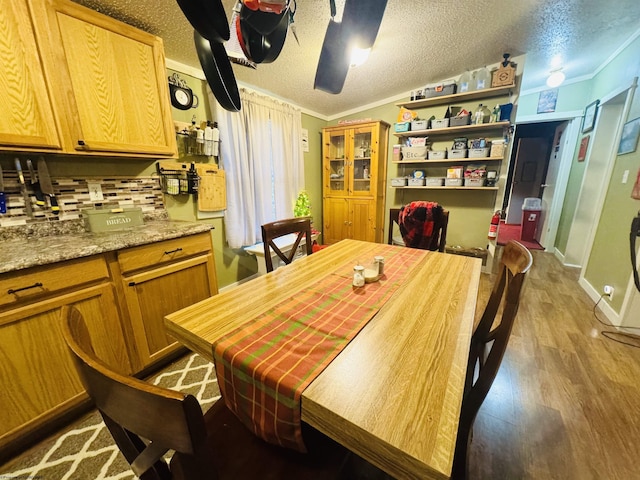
[582,100,599,133]
[618,117,640,155]
[537,89,558,114]
[578,135,589,162]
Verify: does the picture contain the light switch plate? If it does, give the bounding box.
[88,182,104,201]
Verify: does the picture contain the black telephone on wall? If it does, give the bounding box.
[632,212,640,292]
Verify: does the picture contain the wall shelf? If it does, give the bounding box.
[392,186,499,191]
[394,121,510,138]
[395,84,515,109]
[392,156,503,164]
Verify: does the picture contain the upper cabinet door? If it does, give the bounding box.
[0,0,62,151]
[30,0,177,157]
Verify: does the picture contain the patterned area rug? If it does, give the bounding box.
[0,353,220,479]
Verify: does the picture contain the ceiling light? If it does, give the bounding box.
[546,69,565,88]
[350,47,371,67]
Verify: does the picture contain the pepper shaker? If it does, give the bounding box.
[374,256,385,275]
[353,265,365,287]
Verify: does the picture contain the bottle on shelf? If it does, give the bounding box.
[491,105,501,123]
[458,70,473,93]
[474,104,485,125]
[474,66,491,90]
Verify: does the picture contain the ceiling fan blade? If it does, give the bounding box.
[342,0,387,48]
[314,0,388,95]
[313,19,350,94]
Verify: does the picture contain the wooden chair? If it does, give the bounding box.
[261,217,313,273]
[451,240,533,480]
[60,305,350,480]
[387,207,449,252]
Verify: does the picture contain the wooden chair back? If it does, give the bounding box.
[452,240,533,479]
[61,306,213,479]
[261,217,312,273]
[61,306,350,480]
[387,206,449,252]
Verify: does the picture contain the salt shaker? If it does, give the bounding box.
[353,265,365,287]
[374,256,385,275]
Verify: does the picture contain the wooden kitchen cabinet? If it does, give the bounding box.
[23,0,177,157]
[0,0,62,151]
[115,233,218,372]
[323,197,376,244]
[0,256,129,457]
[322,121,389,244]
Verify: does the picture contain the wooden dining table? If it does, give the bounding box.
[164,239,482,480]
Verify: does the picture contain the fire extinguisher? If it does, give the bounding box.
[488,211,500,239]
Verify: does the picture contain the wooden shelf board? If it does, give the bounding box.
[395,84,516,109]
[391,186,499,191]
[392,156,503,164]
[394,121,510,138]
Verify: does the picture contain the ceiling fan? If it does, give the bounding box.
[314,0,388,94]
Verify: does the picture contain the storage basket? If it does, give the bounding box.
[391,177,408,187]
[395,122,411,132]
[428,150,447,160]
[401,145,428,160]
[450,115,471,127]
[469,147,490,158]
[411,120,428,131]
[449,149,468,159]
[445,178,464,187]
[464,178,485,187]
[426,177,445,186]
[431,118,450,129]
[408,178,426,186]
[424,81,456,98]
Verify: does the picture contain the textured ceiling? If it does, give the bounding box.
[75,0,640,118]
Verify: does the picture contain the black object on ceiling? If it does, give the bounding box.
[314,0,388,94]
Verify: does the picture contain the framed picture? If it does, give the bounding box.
[537,89,558,114]
[578,135,589,162]
[582,100,599,133]
[618,117,640,155]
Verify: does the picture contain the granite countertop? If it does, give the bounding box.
[0,214,213,274]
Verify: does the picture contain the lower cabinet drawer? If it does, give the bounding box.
[0,256,109,309]
[117,232,212,274]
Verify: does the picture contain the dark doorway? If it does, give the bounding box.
[502,121,563,223]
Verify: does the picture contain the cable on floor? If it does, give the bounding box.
[593,294,640,348]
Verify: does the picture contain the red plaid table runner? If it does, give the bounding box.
[213,245,428,451]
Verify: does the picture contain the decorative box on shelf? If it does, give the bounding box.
[428,150,447,160]
[424,81,457,98]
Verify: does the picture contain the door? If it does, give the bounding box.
[536,123,567,246]
[506,137,549,224]
[564,102,623,266]
[350,199,375,242]
[0,0,61,150]
[323,197,349,245]
[122,256,216,369]
[33,0,176,156]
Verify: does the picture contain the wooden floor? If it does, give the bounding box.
[468,249,640,480]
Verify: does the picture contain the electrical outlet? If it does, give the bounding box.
[87,182,104,202]
[603,285,614,300]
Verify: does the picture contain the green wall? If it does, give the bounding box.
[583,36,640,313]
[331,95,513,249]
[517,34,640,315]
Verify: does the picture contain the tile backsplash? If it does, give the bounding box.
[0,171,165,228]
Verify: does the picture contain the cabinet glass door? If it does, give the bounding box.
[351,127,373,195]
[327,130,347,195]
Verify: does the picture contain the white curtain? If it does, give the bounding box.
[209,87,305,248]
